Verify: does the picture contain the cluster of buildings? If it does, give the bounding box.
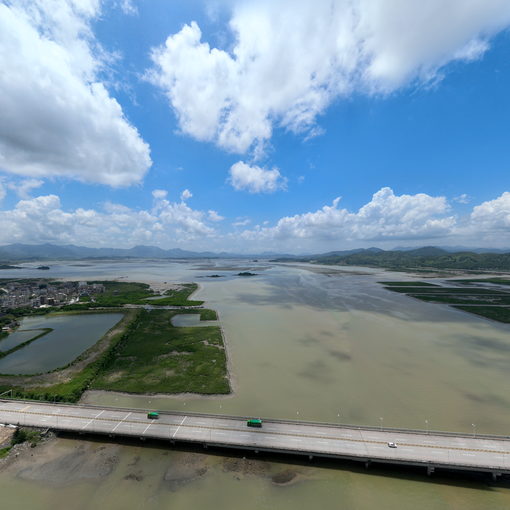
[0,281,105,311]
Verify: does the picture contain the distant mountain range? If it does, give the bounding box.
[0,243,295,261]
[272,246,510,271]
[0,243,509,269]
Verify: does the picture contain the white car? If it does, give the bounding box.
[387,442,397,448]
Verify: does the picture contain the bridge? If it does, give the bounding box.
[1,399,509,478]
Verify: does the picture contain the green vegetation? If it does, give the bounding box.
[0,279,223,401]
[12,427,43,447]
[381,281,510,324]
[453,306,510,323]
[82,281,154,307]
[0,310,138,402]
[197,309,218,321]
[92,308,229,395]
[410,295,510,305]
[379,281,439,286]
[0,427,44,459]
[276,247,510,271]
[455,278,510,286]
[148,283,203,306]
[386,287,506,295]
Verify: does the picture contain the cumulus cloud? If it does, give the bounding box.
[0,0,151,186]
[148,0,510,154]
[470,192,510,231]
[180,189,193,201]
[228,161,287,193]
[239,187,455,248]
[152,189,168,199]
[208,210,224,222]
[1,187,509,251]
[0,191,215,248]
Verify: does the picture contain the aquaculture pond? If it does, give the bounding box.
[0,313,123,375]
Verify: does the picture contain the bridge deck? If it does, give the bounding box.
[1,400,509,475]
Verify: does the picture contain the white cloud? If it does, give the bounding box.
[208,210,224,222]
[0,187,509,252]
[0,191,215,248]
[7,178,44,199]
[228,161,287,193]
[470,192,510,231]
[148,0,510,154]
[117,0,137,15]
[238,187,455,248]
[453,193,471,204]
[152,189,168,199]
[0,0,151,186]
[233,218,251,227]
[0,180,5,202]
[181,189,193,201]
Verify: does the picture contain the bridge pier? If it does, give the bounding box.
[365,461,371,469]
[427,465,435,476]
[308,455,313,461]
[492,472,500,481]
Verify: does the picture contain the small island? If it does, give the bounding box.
[0,264,21,270]
[237,272,257,276]
[37,266,50,270]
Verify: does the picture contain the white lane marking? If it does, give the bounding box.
[172,416,187,438]
[81,410,105,430]
[20,405,31,413]
[143,423,152,435]
[111,412,131,433]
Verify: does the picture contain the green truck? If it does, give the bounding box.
[247,418,262,428]
[147,411,159,419]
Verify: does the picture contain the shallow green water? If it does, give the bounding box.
[0,313,123,374]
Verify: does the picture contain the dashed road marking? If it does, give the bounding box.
[172,416,187,439]
[4,406,510,457]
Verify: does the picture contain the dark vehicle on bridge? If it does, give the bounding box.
[147,411,159,419]
[247,418,262,428]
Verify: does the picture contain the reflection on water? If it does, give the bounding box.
[1,260,510,508]
[0,313,123,374]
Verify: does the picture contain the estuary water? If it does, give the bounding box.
[0,313,123,374]
[0,259,509,509]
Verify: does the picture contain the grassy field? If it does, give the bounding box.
[409,295,510,305]
[379,281,439,286]
[455,278,510,286]
[453,306,510,323]
[381,281,510,324]
[386,287,507,295]
[92,308,229,395]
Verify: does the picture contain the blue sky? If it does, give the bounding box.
[0,0,509,253]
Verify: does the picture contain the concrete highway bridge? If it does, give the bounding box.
[1,399,509,479]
